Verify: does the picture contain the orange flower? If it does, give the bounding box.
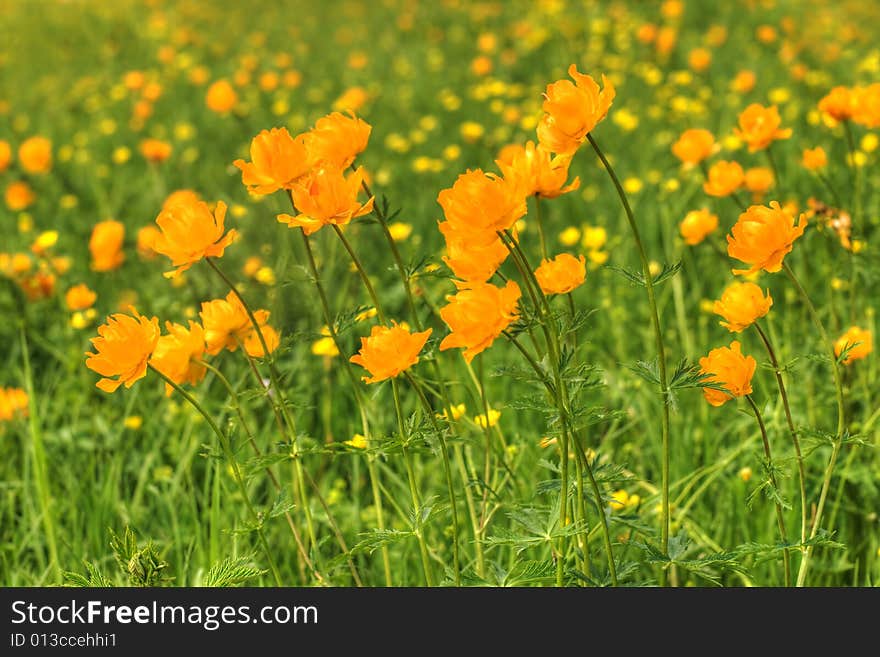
[350,322,432,383]
[852,83,880,128]
[438,221,510,282]
[149,321,208,395]
[304,111,372,169]
[136,225,161,259]
[243,324,281,358]
[0,140,11,172]
[152,199,237,277]
[65,283,97,311]
[139,138,172,163]
[200,291,270,355]
[233,128,311,195]
[439,280,521,363]
[18,136,52,174]
[818,86,856,122]
[495,141,580,198]
[731,70,756,93]
[703,160,744,197]
[437,169,526,247]
[744,167,774,199]
[671,129,716,166]
[534,253,586,294]
[679,209,719,246]
[733,104,791,152]
[801,147,827,171]
[85,310,160,392]
[89,220,126,272]
[698,340,756,407]
[688,48,711,73]
[279,166,374,235]
[0,387,29,422]
[5,181,35,211]
[713,281,773,332]
[537,65,615,155]
[834,326,872,364]
[19,271,55,301]
[205,79,238,113]
[163,189,202,210]
[727,201,807,275]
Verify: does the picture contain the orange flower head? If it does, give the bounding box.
[713,281,773,332]
[243,324,281,358]
[139,139,172,163]
[534,253,587,295]
[89,220,126,272]
[733,104,791,152]
[18,136,52,174]
[439,221,510,283]
[5,181,35,211]
[496,141,580,199]
[233,128,311,195]
[437,169,527,247]
[65,283,97,311]
[85,310,160,393]
[350,322,433,383]
[19,271,56,301]
[0,387,29,422]
[744,166,774,197]
[727,201,807,276]
[279,165,374,235]
[163,189,202,211]
[439,280,521,363]
[698,341,756,407]
[537,65,615,155]
[679,209,719,246]
[136,225,161,259]
[199,291,270,355]
[834,326,872,364]
[304,111,372,169]
[818,86,856,122]
[703,160,744,197]
[852,83,880,128]
[206,79,238,113]
[0,140,11,172]
[731,70,757,93]
[671,129,716,166]
[149,321,208,395]
[152,199,237,278]
[801,147,827,171]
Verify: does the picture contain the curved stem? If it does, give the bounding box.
[765,145,782,193]
[746,395,791,586]
[534,195,549,260]
[148,365,283,586]
[842,121,862,236]
[588,133,671,581]
[783,263,847,586]
[331,225,387,324]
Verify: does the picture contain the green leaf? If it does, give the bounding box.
[202,555,266,587]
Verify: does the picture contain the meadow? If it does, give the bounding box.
[0,0,877,588]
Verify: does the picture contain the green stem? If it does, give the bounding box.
[746,395,791,586]
[534,195,549,260]
[765,145,782,192]
[148,365,283,585]
[331,225,387,324]
[588,133,671,582]
[783,263,846,586]
[842,121,862,236]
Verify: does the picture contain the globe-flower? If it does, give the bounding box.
[243,324,281,358]
[152,199,238,277]
[0,387,29,422]
[679,209,719,246]
[744,167,774,199]
[233,128,311,195]
[801,147,827,171]
[18,136,52,174]
[703,160,744,197]
[85,310,161,392]
[439,221,509,282]
[671,129,715,166]
[537,65,615,155]
[852,83,880,128]
[149,321,208,395]
[5,181,35,211]
[65,283,97,311]
[163,189,202,210]
[304,111,371,169]
[534,253,586,294]
[495,141,580,198]
[139,138,172,163]
[437,169,527,247]
[818,86,856,122]
[200,291,270,355]
[834,326,873,364]
[439,280,521,363]
[278,166,374,234]
[136,225,161,260]
[713,281,773,332]
[727,201,807,275]
[698,340,756,407]
[350,322,433,383]
[0,140,11,172]
[205,79,238,113]
[733,104,791,152]
[89,220,126,272]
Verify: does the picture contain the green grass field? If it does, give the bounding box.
[1,0,878,587]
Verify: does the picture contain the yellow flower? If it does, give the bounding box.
[679,209,718,246]
[311,336,340,358]
[474,409,501,428]
[581,226,607,250]
[345,434,368,449]
[123,415,143,430]
[609,489,640,511]
[437,403,467,421]
[0,387,29,422]
[388,222,413,241]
